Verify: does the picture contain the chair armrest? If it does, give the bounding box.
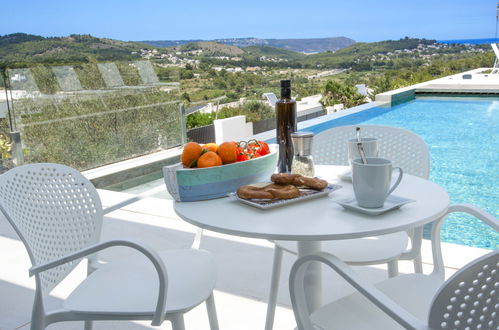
[289,252,427,330]
[29,239,168,326]
[429,204,498,278]
[447,204,498,231]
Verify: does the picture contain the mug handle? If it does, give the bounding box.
[387,167,403,197]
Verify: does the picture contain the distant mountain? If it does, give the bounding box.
[142,37,356,53]
[142,39,205,48]
[173,41,245,56]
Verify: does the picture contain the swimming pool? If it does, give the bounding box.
[306,95,498,249]
[106,95,498,250]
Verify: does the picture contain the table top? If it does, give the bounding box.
[174,165,450,241]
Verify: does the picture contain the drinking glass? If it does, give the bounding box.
[347,138,379,165]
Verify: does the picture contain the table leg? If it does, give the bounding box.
[297,241,322,313]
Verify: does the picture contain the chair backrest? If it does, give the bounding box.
[491,44,499,74]
[0,163,103,294]
[263,93,278,107]
[491,43,499,59]
[312,125,430,178]
[428,250,499,330]
[355,84,368,96]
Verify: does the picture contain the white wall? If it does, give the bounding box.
[214,115,253,144]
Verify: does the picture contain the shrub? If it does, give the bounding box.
[186,100,274,129]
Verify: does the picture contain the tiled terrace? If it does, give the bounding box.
[0,188,491,330]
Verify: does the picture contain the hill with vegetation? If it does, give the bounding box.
[0,33,44,45]
[3,34,477,73]
[0,34,492,106]
[303,38,437,68]
[0,33,150,68]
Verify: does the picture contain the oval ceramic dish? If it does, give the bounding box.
[164,144,278,202]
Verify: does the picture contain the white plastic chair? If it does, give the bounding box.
[491,44,499,74]
[290,204,498,330]
[263,93,279,107]
[0,163,219,330]
[265,125,430,329]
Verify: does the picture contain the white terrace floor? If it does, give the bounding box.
[0,189,491,330]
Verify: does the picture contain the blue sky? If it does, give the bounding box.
[0,0,497,42]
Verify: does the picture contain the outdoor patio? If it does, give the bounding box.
[0,188,491,330]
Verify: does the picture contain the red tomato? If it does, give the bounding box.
[257,141,270,156]
[236,140,270,162]
[248,140,270,157]
[236,145,252,162]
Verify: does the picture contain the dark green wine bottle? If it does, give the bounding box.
[276,80,297,173]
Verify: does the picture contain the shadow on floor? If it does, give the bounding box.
[0,279,62,330]
[1,211,391,330]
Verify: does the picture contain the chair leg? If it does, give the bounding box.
[84,320,93,330]
[206,293,219,330]
[265,246,283,330]
[413,253,423,273]
[387,260,399,278]
[171,314,186,330]
[30,290,45,330]
[30,318,45,330]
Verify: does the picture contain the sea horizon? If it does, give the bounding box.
[437,37,499,45]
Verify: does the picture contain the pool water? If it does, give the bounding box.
[308,96,498,249]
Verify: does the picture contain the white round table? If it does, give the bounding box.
[174,165,450,323]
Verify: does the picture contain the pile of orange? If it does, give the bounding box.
[181,141,238,168]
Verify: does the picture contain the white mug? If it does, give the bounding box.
[352,157,403,208]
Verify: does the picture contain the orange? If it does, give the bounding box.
[181,142,203,168]
[217,141,237,164]
[203,142,219,153]
[197,151,222,168]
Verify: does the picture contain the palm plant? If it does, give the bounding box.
[319,80,366,109]
[368,74,393,100]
